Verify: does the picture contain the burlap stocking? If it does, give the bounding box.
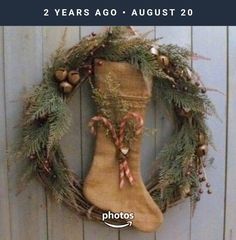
[83,59,163,232]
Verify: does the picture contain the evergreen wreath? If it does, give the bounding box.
[17,27,216,223]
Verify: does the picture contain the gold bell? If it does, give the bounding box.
[181,184,191,197]
[198,132,205,145]
[67,70,80,85]
[196,144,208,157]
[158,55,169,66]
[60,81,73,94]
[55,68,68,82]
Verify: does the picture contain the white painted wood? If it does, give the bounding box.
[0,27,11,240]
[191,26,227,240]
[224,26,236,240]
[0,26,234,240]
[136,26,156,183]
[42,26,83,240]
[155,26,191,240]
[4,26,47,240]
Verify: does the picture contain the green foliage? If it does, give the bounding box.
[47,102,71,154]
[91,75,130,122]
[17,26,215,216]
[154,78,215,114]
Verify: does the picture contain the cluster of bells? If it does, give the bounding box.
[184,132,212,200]
[196,133,212,195]
[150,46,207,94]
[54,32,107,94]
[196,132,208,157]
[151,46,212,200]
[54,68,81,94]
[150,46,170,67]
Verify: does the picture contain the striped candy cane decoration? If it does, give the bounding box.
[119,162,125,189]
[88,112,144,189]
[118,112,143,188]
[119,112,144,143]
[88,115,119,146]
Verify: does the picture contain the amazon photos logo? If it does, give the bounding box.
[102,211,134,229]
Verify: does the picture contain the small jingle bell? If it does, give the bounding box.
[181,185,191,196]
[158,55,169,66]
[55,68,68,82]
[68,70,80,85]
[196,144,208,157]
[198,132,206,145]
[60,82,73,94]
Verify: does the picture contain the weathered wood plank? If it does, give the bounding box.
[4,26,47,240]
[191,26,227,240]
[80,26,119,240]
[224,26,236,240]
[42,26,83,240]
[155,26,191,240]
[0,27,11,240]
[1,26,231,240]
[120,26,156,240]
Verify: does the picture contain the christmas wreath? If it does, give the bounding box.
[17,27,215,232]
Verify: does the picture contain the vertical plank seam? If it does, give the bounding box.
[223,26,229,240]
[189,25,193,240]
[154,25,157,161]
[3,26,13,240]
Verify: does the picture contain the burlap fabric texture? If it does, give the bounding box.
[83,59,163,232]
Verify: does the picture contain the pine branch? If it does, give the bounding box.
[47,102,72,155]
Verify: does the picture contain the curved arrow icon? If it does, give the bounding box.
[104,221,132,229]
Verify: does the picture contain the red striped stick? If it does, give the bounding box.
[122,160,134,185]
[88,115,119,146]
[88,112,144,189]
[119,112,144,145]
[119,163,125,189]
